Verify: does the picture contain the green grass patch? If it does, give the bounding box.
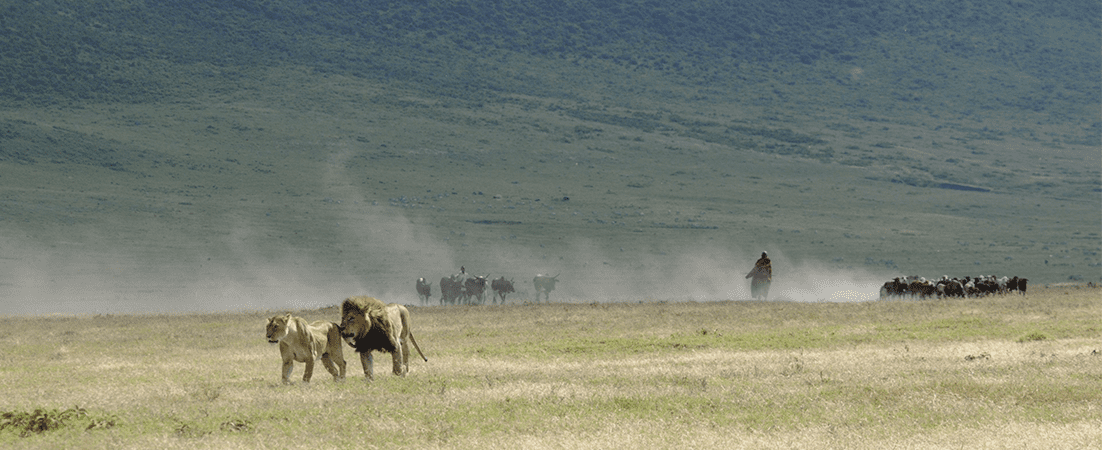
[1018,331,1048,342]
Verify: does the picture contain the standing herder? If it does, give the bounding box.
[745,252,772,300]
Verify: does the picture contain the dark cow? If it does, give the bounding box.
[974,276,1000,296]
[908,278,938,299]
[936,277,966,298]
[416,277,432,304]
[880,277,907,299]
[490,277,515,304]
[533,274,559,302]
[1011,277,1028,295]
[463,275,489,304]
[439,275,463,305]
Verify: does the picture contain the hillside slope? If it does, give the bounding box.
[0,1,1098,314]
[3,1,1098,120]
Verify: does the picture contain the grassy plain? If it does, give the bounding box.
[1,286,1099,449]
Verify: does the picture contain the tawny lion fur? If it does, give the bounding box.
[266,313,346,383]
[339,296,428,380]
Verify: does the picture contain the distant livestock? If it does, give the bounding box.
[439,275,463,305]
[1006,276,1027,295]
[880,277,907,298]
[880,275,1027,300]
[463,275,490,304]
[490,277,515,304]
[416,277,432,304]
[908,278,938,299]
[938,278,965,298]
[425,269,556,305]
[533,274,559,302]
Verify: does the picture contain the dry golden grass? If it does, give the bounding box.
[1,286,1099,449]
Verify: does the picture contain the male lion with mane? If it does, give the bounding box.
[339,296,428,380]
[266,313,347,384]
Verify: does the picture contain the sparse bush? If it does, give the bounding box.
[964,352,991,361]
[220,419,252,433]
[0,407,117,437]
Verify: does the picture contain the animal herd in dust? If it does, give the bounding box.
[880,275,1028,299]
[266,272,1034,384]
[417,269,559,305]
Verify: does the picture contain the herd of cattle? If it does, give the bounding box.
[879,275,1028,299]
[416,272,1031,304]
[416,272,559,305]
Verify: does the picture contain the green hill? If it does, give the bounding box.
[0,1,1098,314]
[4,1,1099,117]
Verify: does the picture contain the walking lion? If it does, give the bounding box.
[266,313,346,384]
[339,296,428,380]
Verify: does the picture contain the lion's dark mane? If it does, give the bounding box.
[341,296,398,354]
[350,324,396,353]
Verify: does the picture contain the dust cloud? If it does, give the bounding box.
[0,200,892,316]
[504,243,888,304]
[317,201,893,307]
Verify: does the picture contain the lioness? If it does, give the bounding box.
[339,296,428,380]
[266,313,347,384]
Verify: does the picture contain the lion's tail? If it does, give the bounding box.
[408,331,428,362]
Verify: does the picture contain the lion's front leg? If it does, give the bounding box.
[360,351,374,380]
[281,357,295,384]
